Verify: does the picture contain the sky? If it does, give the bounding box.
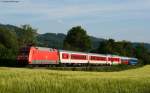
[0,0,150,43]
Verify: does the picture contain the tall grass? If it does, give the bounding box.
[0,65,150,93]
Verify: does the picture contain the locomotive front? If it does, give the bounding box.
[17,46,31,65]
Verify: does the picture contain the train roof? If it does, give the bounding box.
[33,47,57,51]
[59,50,88,54]
[120,56,138,60]
[88,53,107,56]
[129,57,138,60]
[120,56,130,58]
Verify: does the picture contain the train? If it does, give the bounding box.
[17,46,138,66]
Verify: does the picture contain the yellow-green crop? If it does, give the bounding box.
[0,65,150,93]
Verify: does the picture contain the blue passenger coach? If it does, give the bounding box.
[129,58,138,65]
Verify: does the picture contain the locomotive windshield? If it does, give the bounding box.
[19,47,30,55]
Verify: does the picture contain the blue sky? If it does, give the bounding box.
[0,0,150,43]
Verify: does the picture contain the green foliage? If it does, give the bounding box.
[0,47,17,59]
[135,44,150,64]
[0,27,18,57]
[37,33,66,49]
[97,39,134,56]
[0,27,18,49]
[0,65,150,93]
[96,39,115,54]
[18,24,37,47]
[0,27,18,66]
[63,26,91,52]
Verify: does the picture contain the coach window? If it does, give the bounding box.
[62,53,69,59]
[71,54,87,60]
[91,56,95,60]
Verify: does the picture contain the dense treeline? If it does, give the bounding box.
[0,24,150,66]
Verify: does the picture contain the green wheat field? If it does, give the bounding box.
[0,65,150,93]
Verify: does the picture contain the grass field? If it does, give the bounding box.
[0,65,150,93]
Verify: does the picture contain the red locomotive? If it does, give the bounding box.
[17,46,59,65]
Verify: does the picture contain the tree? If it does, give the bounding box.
[97,39,115,54]
[113,41,134,56]
[0,27,18,64]
[18,24,37,47]
[0,27,18,49]
[63,26,91,52]
[135,44,150,64]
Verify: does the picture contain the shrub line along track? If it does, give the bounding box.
[26,65,139,72]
